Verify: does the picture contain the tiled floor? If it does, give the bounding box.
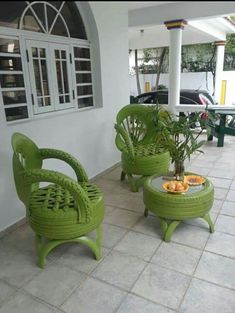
[1,134,235,313]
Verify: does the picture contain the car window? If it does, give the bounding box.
[137,95,154,104]
[156,93,168,104]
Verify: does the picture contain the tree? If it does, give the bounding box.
[135,49,141,95]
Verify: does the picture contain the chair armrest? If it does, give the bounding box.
[114,124,135,160]
[40,148,88,182]
[23,169,91,223]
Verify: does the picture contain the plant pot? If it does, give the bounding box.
[174,160,185,181]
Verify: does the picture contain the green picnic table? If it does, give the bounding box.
[207,106,235,147]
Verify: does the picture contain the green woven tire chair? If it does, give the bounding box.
[11,133,105,268]
[115,104,170,192]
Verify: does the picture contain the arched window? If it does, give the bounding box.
[0,1,94,122]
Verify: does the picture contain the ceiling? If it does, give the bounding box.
[126,2,176,11]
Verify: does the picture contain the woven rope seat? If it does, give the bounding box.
[115,104,170,191]
[11,133,105,268]
[30,182,104,239]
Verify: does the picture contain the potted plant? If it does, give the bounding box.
[149,105,205,181]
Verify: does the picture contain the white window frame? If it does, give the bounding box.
[0,0,95,124]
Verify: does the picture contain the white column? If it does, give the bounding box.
[214,41,225,104]
[165,20,187,115]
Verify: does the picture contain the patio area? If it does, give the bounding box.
[0,133,235,313]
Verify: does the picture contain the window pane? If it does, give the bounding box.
[41,59,49,95]
[2,90,26,105]
[74,47,90,59]
[62,61,68,93]
[0,2,26,29]
[0,56,22,71]
[44,97,51,106]
[59,95,64,104]
[76,73,92,84]
[22,10,43,33]
[0,74,24,88]
[61,2,87,39]
[78,97,93,108]
[33,59,42,96]
[56,60,63,94]
[51,17,68,37]
[77,85,92,96]
[39,48,46,58]
[75,61,91,71]
[65,94,70,102]
[0,38,20,54]
[5,106,28,121]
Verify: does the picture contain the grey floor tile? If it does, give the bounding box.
[0,245,40,288]
[0,280,16,305]
[2,223,36,255]
[195,251,235,289]
[226,189,235,202]
[92,223,127,249]
[92,250,147,291]
[0,292,55,313]
[132,215,162,238]
[205,231,235,259]
[116,294,176,313]
[104,192,144,214]
[207,177,232,189]
[211,199,223,213]
[180,278,235,313]
[230,180,235,190]
[214,187,228,200]
[23,263,86,307]
[132,264,191,310]
[220,201,235,217]
[151,242,202,275]
[183,212,217,229]
[104,208,141,229]
[61,277,126,313]
[215,215,235,235]
[187,166,209,176]
[171,223,210,249]
[57,244,109,274]
[208,169,234,180]
[114,231,161,261]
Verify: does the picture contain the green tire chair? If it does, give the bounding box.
[115,104,170,192]
[11,133,105,268]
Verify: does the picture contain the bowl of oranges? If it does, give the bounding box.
[162,180,189,194]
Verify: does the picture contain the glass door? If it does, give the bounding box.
[26,40,54,114]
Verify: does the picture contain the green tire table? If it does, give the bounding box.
[143,173,215,242]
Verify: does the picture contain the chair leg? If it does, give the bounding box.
[120,171,126,181]
[127,174,139,192]
[36,225,103,268]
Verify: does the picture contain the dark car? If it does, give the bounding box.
[132,89,217,129]
[134,89,216,106]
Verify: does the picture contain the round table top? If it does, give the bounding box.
[148,173,208,196]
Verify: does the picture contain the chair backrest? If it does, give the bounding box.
[115,104,156,151]
[11,133,42,207]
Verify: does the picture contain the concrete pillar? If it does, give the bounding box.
[164,19,187,115]
[214,41,226,104]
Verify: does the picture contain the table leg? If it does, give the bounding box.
[202,213,215,233]
[217,115,226,147]
[159,218,181,242]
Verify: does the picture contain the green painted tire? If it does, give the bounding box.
[143,174,214,220]
[122,150,170,176]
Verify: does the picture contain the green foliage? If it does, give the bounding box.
[149,104,205,163]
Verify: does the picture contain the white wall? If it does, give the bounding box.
[221,71,235,105]
[130,72,214,97]
[0,3,129,232]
